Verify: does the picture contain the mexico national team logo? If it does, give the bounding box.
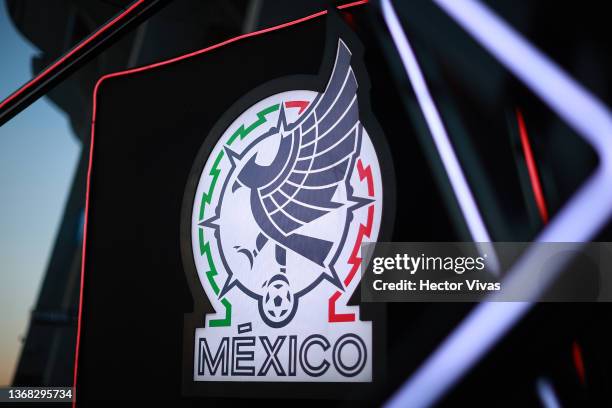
[182,21,387,390]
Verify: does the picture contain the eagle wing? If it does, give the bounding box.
[258,40,361,235]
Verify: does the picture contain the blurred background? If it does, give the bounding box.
[0,1,611,406]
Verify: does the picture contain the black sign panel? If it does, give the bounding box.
[74,4,452,406]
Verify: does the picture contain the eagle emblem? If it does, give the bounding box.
[195,39,379,328]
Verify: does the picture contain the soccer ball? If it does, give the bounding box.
[261,274,295,326]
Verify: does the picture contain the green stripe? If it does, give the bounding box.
[227,104,279,146]
[198,150,224,221]
[198,103,279,328]
[209,299,232,327]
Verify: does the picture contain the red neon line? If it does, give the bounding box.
[71,86,97,408]
[516,108,549,224]
[73,2,368,405]
[0,0,146,112]
[338,0,369,10]
[572,341,586,385]
[88,0,369,87]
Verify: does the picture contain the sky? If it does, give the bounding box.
[0,1,81,385]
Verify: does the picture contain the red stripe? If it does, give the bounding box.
[329,159,375,323]
[284,100,309,114]
[344,205,374,287]
[329,291,355,322]
[357,158,374,197]
[516,108,549,224]
[73,2,368,405]
[0,0,146,112]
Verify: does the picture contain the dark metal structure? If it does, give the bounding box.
[7,0,251,386]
